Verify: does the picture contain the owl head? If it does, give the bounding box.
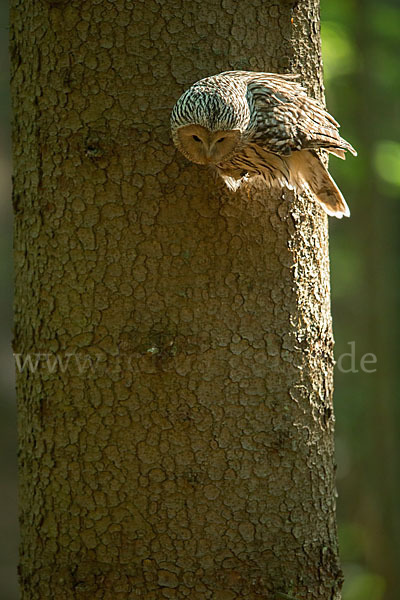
[171,77,252,166]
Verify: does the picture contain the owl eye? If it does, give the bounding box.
[217,137,225,143]
[192,135,201,142]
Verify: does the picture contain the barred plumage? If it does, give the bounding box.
[171,71,357,218]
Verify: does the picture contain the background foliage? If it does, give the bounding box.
[321,1,400,599]
[1,0,399,598]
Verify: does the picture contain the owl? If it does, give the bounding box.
[170,71,357,218]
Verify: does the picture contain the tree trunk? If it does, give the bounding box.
[11,0,342,598]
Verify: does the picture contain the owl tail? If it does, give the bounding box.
[289,150,350,219]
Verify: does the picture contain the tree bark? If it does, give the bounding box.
[11,0,342,598]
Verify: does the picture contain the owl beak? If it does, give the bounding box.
[204,148,213,162]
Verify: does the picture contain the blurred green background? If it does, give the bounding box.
[322,1,400,599]
[0,1,399,598]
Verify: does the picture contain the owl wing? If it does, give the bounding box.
[246,73,357,158]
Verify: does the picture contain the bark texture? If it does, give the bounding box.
[11,0,341,598]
